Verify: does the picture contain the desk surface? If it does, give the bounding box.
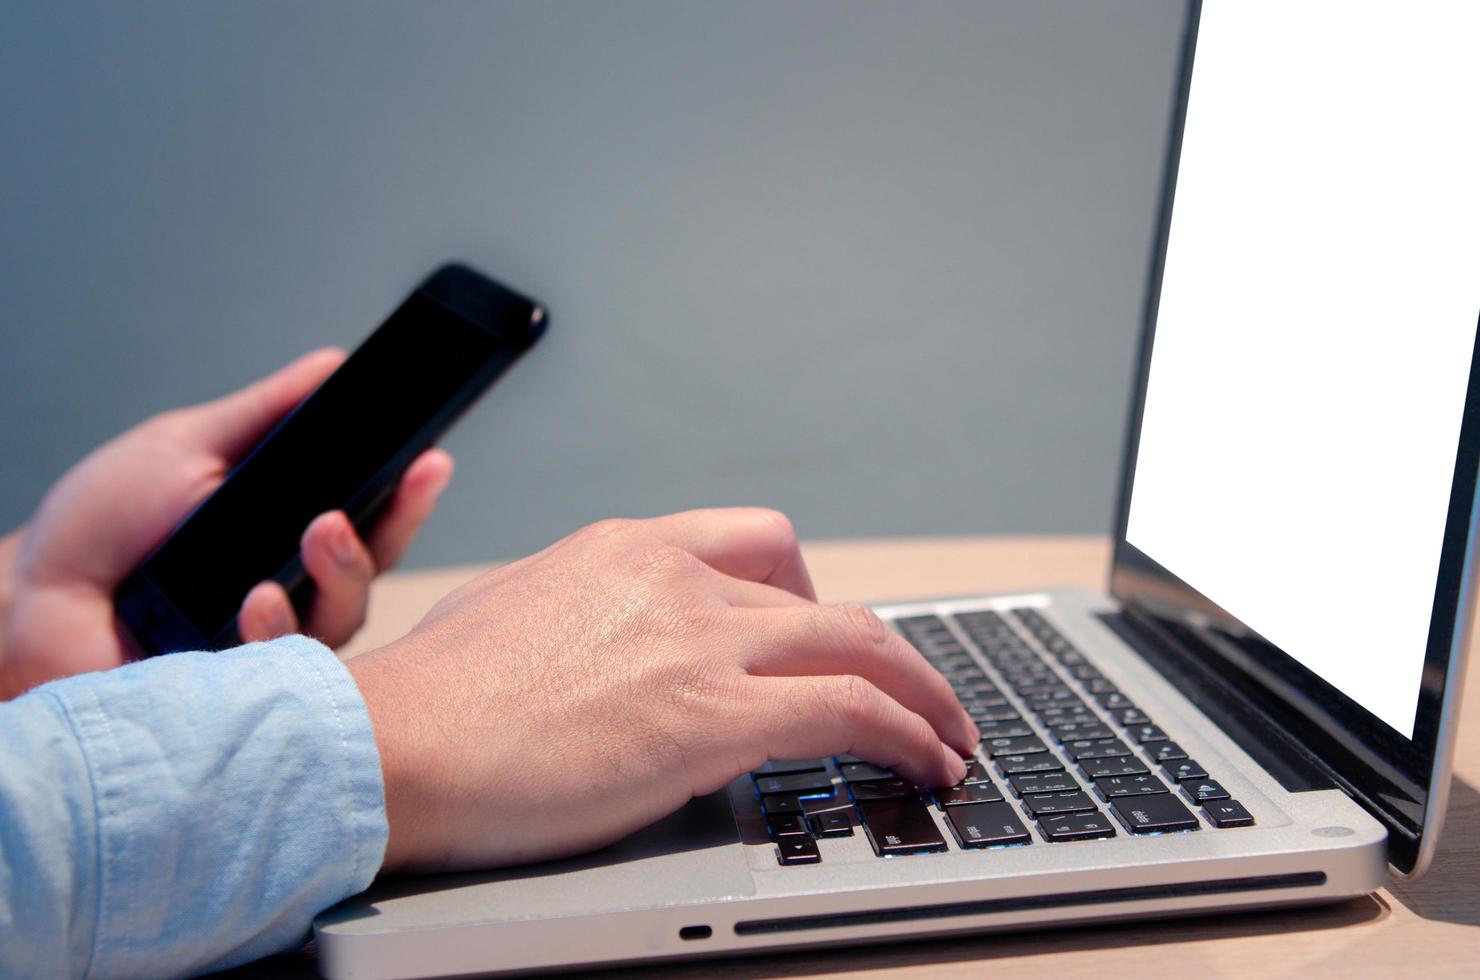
[337,535,1480,978]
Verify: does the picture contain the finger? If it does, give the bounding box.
[701,569,814,609]
[738,603,979,756]
[639,508,817,601]
[749,674,967,788]
[238,580,300,642]
[366,449,455,571]
[300,510,375,646]
[182,348,347,459]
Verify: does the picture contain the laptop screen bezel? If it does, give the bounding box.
[1108,0,1480,877]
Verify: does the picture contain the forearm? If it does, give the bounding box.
[0,635,388,977]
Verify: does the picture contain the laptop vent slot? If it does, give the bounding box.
[732,872,1326,936]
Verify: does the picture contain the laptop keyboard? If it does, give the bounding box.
[752,608,1256,866]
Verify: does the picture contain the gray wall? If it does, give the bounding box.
[1,1,1185,568]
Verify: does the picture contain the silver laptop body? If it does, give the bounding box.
[315,3,1480,975]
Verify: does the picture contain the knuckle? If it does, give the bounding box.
[623,541,700,580]
[752,508,799,548]
[673,655,740,714]
[838,603,889,651]
[834,674,881,726]
[664,588,722,635]
[580,517,637,541]
[140,408,190,443]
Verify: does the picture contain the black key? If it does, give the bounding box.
[977,720,1035,740]
[776,836,822,865]
[762,794,803,815]
[1151,741,1189,762]
[1163,760,1209,783]
[1051,723,1115,743]
[1203,799,1256,828]
[755,772,835,796]
[1112,708,1151,726]
[1068,664,1102,681]
[840,762,894,783]
[937,666,979,681]
[959,686,1005,703]
[859,799,949,855]
[894,614,948,632]
[754,758,828,776]
[962,759,993,784]
[1110,794,1200,834]
[1026,690,1081,708]
[1021,790,1098,817]
[1039,811,1118,842]
[850,778,915,802]
[996,753,1064,775]
[1094,774,1168,799]
[1182,779,1231,803]
[1038,705,1094,725]
[810,810,856,837]
[1079,756,1149,779]
[986,736,1049,758]
[767,813,810,838]
[1064,738,1132,761]
[802,794,853,815]
[1127,724,1168,744]
[1003,664,1051,679]
[945,801,1032,848]
[1085,678,1119,695]
[1010,771,1082,796]
[967,704,1022,723]
[935,782,1004,807]
[1015,683,1071,699]
[1096,692,1136,710]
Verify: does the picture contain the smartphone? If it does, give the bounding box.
[115,263,547,656]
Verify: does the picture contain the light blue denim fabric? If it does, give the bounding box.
[0,635,387,978]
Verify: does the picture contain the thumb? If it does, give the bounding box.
[181,348,346,459]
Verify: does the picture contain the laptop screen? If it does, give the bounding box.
[1126,0,1480,740]
[1111,0,1480,873]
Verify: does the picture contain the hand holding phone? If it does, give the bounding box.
[115,263,547,656]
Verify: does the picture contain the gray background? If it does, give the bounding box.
[1,1,1185,568]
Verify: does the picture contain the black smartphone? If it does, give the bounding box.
[115,263,547,656]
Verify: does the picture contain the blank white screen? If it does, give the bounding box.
[1126,0,1480,737]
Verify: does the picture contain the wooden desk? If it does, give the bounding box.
[335,535,1479,978]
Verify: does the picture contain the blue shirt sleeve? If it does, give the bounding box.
[0,635,388,978]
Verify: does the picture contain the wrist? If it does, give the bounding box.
[347,642,421,874]
[0,527,27,669]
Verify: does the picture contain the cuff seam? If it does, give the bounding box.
[298,645,362,897]
[42,685,123,980]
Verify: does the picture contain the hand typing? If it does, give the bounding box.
[348,508,978,872]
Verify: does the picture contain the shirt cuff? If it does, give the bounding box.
[46,635,388,976]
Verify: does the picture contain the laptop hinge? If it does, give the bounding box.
[1099,606,1342,794]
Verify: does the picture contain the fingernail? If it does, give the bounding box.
[330,522,358,565]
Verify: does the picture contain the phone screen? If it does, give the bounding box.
[122,269,542,652]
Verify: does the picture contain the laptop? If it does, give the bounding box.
[315,2,1480,975]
